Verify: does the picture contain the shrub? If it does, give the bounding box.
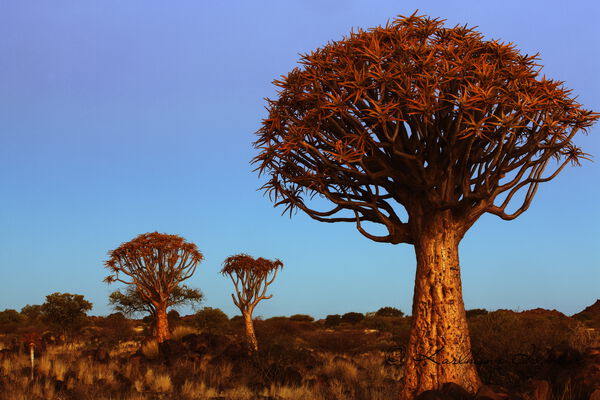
[194,307,229,332]
[306,330,372,354]
[362,316,395,332]
[20,305,43,323]
[95,312,134,345]
[469,309,585,386]
[325,314,341,327]
[341,312,365,325]
[167,310,181,326]
[466,308,489,318]
[375,307,404,318]
[289,314,314,322]
[0,309,23,324]
[41,292,92,334]
[0,309,23,333]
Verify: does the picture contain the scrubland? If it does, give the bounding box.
[0,308,598,400]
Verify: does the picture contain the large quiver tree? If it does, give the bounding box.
[104,232,203,343]
[252,13,598,398]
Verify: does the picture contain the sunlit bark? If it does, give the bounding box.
[252,12,598,397]
[221,254,282,353]
[104,232,203,343]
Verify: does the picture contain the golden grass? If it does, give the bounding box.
[140,339,159,359]
[321,356,359,382]
[37,354,52,376]
[171,325,199,340]
[263,384,325,400]
[151,372,173,393]
[0,315,593,400]
[181,380,220,399]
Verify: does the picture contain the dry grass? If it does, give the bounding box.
[181,380,220,399]
[171,325,199,340]
[140,339,159,359]
[0,312,594,400]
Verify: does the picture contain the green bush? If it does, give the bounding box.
[325,314,341,327]
[362,316,395,332]
[341,312,365,324]
[41,292,92,335]
[193,307,229,332]
[469,310,586,386]
[167,309,181,326]
[466,308,489,318]
[289,314,314,322]
[95,312,135,345]
[375,307,404,318]
[0,309,24,333]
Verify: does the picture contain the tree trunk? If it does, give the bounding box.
[29,344,34,380]
[155,302,170,343]
[243,310,259,353]
[400,212,481,399]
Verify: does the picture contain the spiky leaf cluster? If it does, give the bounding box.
[253,13,598,243]
[104,232,203,305]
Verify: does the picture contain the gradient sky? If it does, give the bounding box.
[1,1,598,320]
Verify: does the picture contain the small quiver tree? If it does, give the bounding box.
[104,232,203,343]
[221,254,283,353]
[252,12,598,399]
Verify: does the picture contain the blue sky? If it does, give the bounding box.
[1,1,598,319]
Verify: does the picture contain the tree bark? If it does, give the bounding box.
[243,311,259,353]
[400,211,481,399]
[155,302,170,343]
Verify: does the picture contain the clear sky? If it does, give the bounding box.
[1,1,598,319]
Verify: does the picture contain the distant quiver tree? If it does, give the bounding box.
[221,254,283,352]
[109,284,203,319]
[252,12,598,398]
[104,232,203,343]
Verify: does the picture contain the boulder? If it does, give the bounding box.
[537,345,600,399]
[441,382,474,400]
[475,384,523,400]
[158,339,188,365]
[590,389,600,400]
[181,332,232,357]
[523,379,551,400]
[416,390,452,400]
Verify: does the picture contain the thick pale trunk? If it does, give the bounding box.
[155,303,170,343]
[243,311,258,353]
[400,212,481,399]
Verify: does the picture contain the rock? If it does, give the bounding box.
[441,382,474,400]
[416,389,452,400]
[547,343,582,364]
[538,345,600,399]
[181,332,232,357]
[526,380,551,400]
[158,339,188,365]
[475,384,517,400]
[590,389,600,400]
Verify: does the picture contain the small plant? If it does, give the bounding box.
[140,340,159,359]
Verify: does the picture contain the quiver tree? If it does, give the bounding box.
[104,232,203,343]
[109,284,203,324]
[252,13,598,398]
[221,254,283,352]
